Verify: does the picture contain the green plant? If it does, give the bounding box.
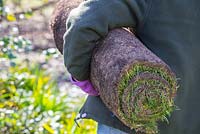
[42,48,60,61]
[0,36,32,65]
[0,0,55,22]
[0,34,96,133]
[0,63,97,134]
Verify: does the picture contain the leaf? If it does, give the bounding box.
[6,14,16,21]
[43,123,54,134]
[7,52,16,59]
[24,11,33,19]
[162,116,169,124]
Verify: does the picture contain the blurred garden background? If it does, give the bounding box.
[0,0,97,133]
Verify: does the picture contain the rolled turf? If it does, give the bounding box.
[50,0,82,54]
[90,29,178,134]
[50,1,178,133]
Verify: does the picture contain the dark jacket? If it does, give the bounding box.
[63,0,200,133]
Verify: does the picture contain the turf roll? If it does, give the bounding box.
[50,0,82,54]
[50,1,178,133]
[90,28,178,134]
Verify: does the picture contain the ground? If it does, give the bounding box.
[0,0,85,96]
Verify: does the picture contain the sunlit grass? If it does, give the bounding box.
[0,35,97,134]
[0,63,97,134]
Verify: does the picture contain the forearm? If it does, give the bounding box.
[63,0,148,80]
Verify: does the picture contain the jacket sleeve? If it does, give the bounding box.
[63,0,150,81]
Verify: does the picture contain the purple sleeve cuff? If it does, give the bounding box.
[69,75,99,96]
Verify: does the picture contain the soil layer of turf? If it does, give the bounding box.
[91,29,177,134]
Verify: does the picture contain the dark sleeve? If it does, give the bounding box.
[63,0,151,81]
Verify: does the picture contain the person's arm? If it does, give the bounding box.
[64,0,150,81]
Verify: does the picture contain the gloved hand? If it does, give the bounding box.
[69,75,100,96]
